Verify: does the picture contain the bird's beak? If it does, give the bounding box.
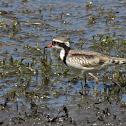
[45,43,52,48]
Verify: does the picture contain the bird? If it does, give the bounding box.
[45,37,126,92]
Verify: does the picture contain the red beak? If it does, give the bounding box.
[45,43,52,48]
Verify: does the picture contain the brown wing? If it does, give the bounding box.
[66,50,109,67]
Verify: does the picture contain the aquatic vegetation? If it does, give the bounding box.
[0,0,126,125]
[86,1,96,10]
[92,33,126,54]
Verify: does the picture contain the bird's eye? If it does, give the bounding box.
[52,41,57,45]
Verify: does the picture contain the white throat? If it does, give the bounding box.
[60,49,65,61]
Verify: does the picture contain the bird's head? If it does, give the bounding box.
[45,37,70,50]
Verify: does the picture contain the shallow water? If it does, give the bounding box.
[0,0,126,125]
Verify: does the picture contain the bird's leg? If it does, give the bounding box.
[81,81,83,90]
[88,73,98,92]
[81,74,87,89]
[84,74,88,87]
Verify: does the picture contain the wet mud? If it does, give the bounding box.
[0,0,126,126]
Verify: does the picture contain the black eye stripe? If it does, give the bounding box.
[52,41,58,45]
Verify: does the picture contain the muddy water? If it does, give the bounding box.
[0,0,126,125]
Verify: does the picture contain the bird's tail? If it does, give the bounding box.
[112,57,126,65]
